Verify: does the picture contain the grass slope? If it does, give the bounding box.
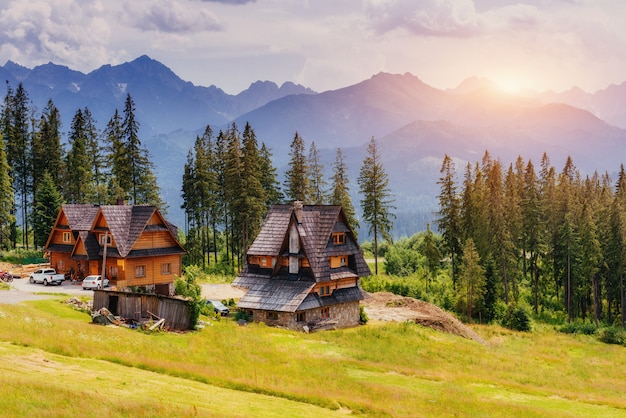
[0,296,625,417]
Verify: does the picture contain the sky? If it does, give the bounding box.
[0,0,625,95]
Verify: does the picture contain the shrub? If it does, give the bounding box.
[597,326,626,345]
[234,311,250,322]
[559,321,597,335]
[359,305,369,324]
[501,304,532,332]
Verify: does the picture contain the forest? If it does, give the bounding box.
[0,83,162,251]
[4,81,626,331]
[434,151,626,327]
[0,82,395,279]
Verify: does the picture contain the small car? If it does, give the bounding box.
[82,275,109,290]
[206,300,230,316]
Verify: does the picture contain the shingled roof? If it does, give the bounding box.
[61,204,100,231]
[99,205,157,258]
[234,203,370,314]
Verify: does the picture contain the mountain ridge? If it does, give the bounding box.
[3,55,626,237]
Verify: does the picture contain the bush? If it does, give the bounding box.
[501,304,532,332]
[597,326,626,345]
[359,305,369,324]
[559,321,597,335]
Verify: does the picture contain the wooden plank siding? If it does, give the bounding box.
[93,290,192,330]
[132,231,178,250]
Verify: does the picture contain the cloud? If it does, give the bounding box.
[198,0,256,4]
[127,1,222,33]
[365,0,483,37]
[0,0,114,70]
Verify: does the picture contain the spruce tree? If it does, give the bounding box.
[437,154,462,287]
[32,171,62,248]
[65,108,92,203]
[330,147,359,233]
[459,238,485,323]
[33,99,63,192]
[5,83,32,248]
[308,141,326,204]
[358,136,395,274]
[0,132,14,249]
[284,132,310,203]
[83,107,107,204]
[258,142,283,206]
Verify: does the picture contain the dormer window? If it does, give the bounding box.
[319,285,331,296]
[332,232,346,245]
[99,234,112,245]
[62,232,71,243]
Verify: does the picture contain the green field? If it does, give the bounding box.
[0,296,625,417]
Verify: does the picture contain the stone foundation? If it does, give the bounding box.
[246,301,361,331]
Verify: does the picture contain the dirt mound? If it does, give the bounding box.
[362,292,485,344]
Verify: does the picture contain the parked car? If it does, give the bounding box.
[206,300,230,316]
[82,275,109,290]
[29,268,65,286]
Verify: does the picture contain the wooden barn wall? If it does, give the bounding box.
[93,290,191,330]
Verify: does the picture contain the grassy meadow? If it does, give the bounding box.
[0,296,625,417]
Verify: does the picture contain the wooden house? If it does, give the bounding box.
[232,202,371,330]
[44,204,185,292]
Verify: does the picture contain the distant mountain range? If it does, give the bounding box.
[3,55,626,237]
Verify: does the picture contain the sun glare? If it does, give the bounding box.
[494,77,525,94]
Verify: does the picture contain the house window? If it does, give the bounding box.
[99,234,112,245]
[135,265,146,278]
[319,285,330,296]
[62,232,71,243]
[260,257,274,268]
[340,256,347,267]
[109,266,119,279]
[297,312,306,322]
[161,263,171,275]
[267,311,278,321]
[332,232,346,245]
[321,307,330,318]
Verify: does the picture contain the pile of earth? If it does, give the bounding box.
[362,292,485,344]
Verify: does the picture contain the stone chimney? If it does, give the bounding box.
[293,201,303,224]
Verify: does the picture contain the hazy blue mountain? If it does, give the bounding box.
[4,56,626,237]
[1,55,315,136]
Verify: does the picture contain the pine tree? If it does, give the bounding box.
[33,99,63,192]
[330,147,359,233]
[115,93,163,207]
[32,171,62,248]
[284,132,310,203]
[104,109,126,202]
[83,107,107,204]
[459,238,485,323]
[437,154,462,287]
[65,108,92,203]
[5,83,33,248]
[0,131,14,249]
[258,142,283,206]
[239,122,266,253]
[421,223,441,293]
[308,141,326,204]
[358,136,395,274]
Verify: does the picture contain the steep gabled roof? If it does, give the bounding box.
[61,204,100,231]
[98,205,156,258]
[247,205,292,256]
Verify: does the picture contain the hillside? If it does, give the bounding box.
[0,297,625,417]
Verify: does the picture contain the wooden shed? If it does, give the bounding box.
[93,289,193,330]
